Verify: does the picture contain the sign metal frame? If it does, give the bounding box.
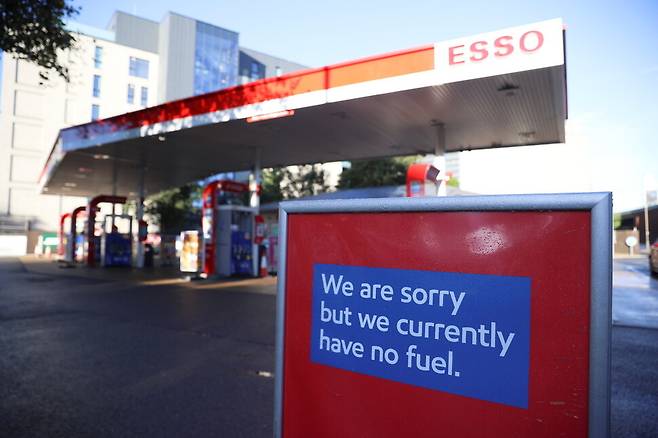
[274,192,611,437]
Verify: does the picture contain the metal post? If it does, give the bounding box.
[135,166,145,268]
[111,160,117,229]
[433,122,447,197]
[249,148,262,210]
[644,176,651,250]
[250,149,262,277]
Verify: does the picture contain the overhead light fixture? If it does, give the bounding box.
[78,167,93,173]
[497,82,520,97]
[246,109,295,123]
[64,182,77,187]
[93,154,110,160]
[157,135,166,142]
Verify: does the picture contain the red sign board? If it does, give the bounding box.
[275,193,611,438]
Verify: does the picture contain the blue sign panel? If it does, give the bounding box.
[310,264,531,408]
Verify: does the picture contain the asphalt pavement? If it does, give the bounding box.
[1,256,657,437]
[613,256,658,329]
[0,257,276,437]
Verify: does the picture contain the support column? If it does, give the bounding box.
[135,167,145,268]
[249,148,262,210]
[249,149,262,277]
[433,122,447,197]
[111,160,117,228]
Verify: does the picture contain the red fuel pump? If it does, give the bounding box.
[67,206,87,263]
[86,195,127,267]
[202,180,258,277]
[406,163,442,197]
[58,212,71,258]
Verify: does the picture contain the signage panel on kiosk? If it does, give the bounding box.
[275,193,612,438]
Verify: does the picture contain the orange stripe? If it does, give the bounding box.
[57,46,436,148]
[329,46,434,88]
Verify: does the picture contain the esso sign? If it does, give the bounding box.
[449,30,544,65]
[434,19,564,84]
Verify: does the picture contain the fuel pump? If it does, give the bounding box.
[406,163,442,197]
[100,214,133,267]
[58,213,71,260]
[85,195,127,267]
[60,206,87,264]
[202,180,258,277]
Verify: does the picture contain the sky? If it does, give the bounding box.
[72,0,658,212]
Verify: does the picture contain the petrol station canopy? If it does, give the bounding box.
[39,19,567,198]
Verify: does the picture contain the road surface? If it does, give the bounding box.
[0,256,656,437]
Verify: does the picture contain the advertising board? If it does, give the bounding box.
[275,193,611,438]
[180,230,203,274]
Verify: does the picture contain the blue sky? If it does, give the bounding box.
[73,0,658,211]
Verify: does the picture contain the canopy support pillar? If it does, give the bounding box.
[135,166,145,268]
[249,148,262,211]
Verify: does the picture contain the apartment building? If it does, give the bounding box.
[0,11,306,253]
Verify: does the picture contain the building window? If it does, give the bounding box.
[193,22,238,95]
[129,57,149,78]
[251,62,263,81]
[94,46,103,68]
[275,66,282,77]
[92,74,101,97]
[91,104,100,121]
[140,86,148,106]
[127,84,134,104]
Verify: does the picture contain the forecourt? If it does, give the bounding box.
[38,18,566,199]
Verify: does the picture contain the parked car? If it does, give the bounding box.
[650,239,658,276]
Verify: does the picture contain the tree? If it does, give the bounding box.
[339,156,418,189]
[282,164,329,199]
[260,168,285,204]
[145,183,201,235]
[447,175,460,188]
[1,0,80,82]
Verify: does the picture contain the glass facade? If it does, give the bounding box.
[92,74,101,97]
[127,84,134,104]
[140,86,148,106]
[129,57,149,78]
[238,51,266,85]
[94,46,103,68]
[193,22,238,94]
[91,104,100,121]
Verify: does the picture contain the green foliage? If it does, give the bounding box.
[261,168,285,204]
[613,213,622,229]
[0,0,80,82]
[145,183,201,234]
[447,176,460,188]
[282,164,328,199]
[338,156,418,189]
[260,165,330,203]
